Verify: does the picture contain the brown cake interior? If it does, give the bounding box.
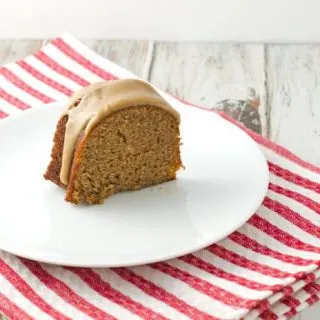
[65,105,182,204]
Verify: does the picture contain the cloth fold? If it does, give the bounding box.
[0,33,319,320]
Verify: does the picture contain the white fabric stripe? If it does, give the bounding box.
[259,206,320,248]
[242,223,320,261]
[270,174,320,204]
[220,238,310,275]
[130,265,247,320]
[0,76,44,107]
[61,33,137,80]
[42,44,102,83]
[268,189,320,227]
[262,145,320,184]
[94,268,189,320]
[268,291,286,307]
[44,265,140,320]
[244,309,261,320]
[294,289,313,305]
[0,274,52,320]
[5,63,67,101]
[0,98,22,116]
[25,55,81,92]
[195,250,284,286]
[269,301,290,318]
[168,259,271,300]
[1,253,88,320]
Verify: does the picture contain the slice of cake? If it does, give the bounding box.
[44,79,183,204]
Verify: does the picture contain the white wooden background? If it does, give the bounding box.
[0,40,319,319]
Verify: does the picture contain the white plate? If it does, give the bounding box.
[0,101,269,267]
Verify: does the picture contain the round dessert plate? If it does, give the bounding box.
[0,100,269,267]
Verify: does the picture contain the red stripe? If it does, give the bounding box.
[307,294,320,305]
[52,38,117,81]
[20,259,116,320]
[269,183,320,215]
[280,285,294,297]
[66,267,167,320]
[229,231,315,266]
[249,215,320,254]
[304,282,320,295]
[255,299,270,314]
[216,110,320,175]
[269,162,320,194]
[302,272,316,284]
[282,296,300,308]
[0,259,70,319]
[263,197,320,239]
[0,88,30,110]
[180,254,281,292]
[34,51,90,87]
[208,243,292,279]
[114,268,216,320]
[1,67,53,103]
[152,262,258,309]
[0,293,33,320]
[258,309,278,320]
[0,110,8,118]
[17,60,73,96]
[284,308,298,319]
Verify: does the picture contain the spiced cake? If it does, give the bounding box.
[44,79,183,204]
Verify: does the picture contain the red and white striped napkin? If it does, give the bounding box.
[0,33,319,320]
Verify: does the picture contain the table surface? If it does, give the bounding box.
[0,39,319,320]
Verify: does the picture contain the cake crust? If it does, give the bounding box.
[44,115,68,187]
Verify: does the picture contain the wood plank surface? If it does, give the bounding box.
[267,45,320,166]
[81,39,152,79]
[0,39,319,320]
[149,42,266,135]
[0,40,43,65]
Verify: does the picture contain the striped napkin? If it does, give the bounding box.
[0,33,319,320]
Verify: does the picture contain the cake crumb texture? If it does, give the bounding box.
[65,105,182,204]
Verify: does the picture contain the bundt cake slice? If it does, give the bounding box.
[44,79,183,204]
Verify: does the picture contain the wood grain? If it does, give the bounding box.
[149,42,266,135]
[0,40,43,65]
[81,39,152,79]
[267,45,320,166]
[0,39,319,320]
